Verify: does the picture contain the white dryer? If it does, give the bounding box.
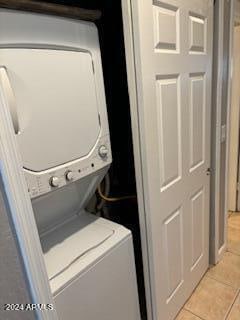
[0,9,140,320]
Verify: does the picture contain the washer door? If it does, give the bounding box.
[0,49,101,171]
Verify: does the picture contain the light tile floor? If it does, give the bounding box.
[175,212,240,320]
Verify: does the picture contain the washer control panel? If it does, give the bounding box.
[25,135,111,199]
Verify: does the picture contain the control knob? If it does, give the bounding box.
[49,176,60,187]
[98,145,108,158]
[65,170,74,181]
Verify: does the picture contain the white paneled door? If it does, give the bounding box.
[126,0,213,319]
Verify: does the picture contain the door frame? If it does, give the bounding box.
[0,64,58,319]
[228,23,240,213]
[210,0,235,264]
[231,3,240,212]
[121,1,154,319]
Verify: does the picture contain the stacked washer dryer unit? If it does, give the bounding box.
[0,9,140,320]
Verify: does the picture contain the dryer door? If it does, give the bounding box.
[0,49,101,171]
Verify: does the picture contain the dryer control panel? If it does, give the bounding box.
[25,135,111,199]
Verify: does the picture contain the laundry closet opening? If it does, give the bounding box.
[10,0,147,318]
[82,3,147,317]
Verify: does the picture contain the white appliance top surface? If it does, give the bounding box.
[41,213,131,294]
[0,48,101,171]
[41,214,114,281]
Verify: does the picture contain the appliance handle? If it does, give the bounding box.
[0,67,19,134]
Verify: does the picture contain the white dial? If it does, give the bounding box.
[50,176,60,187]
[98,145,108,158]
[65,170,74,181]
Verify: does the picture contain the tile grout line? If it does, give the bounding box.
[227,249,240,257]
[224,218,240,318]
[207,249,240,289]
[182,308,206,320]
[177,216,240,320]
[223,288,240,320]
[205,274,239,291]
[185,275,239,320]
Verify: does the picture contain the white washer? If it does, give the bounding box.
[42,212,140,320]
[0,9,140,320]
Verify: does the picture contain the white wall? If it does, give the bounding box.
[228,25,240,211]
[235,0,240,23]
